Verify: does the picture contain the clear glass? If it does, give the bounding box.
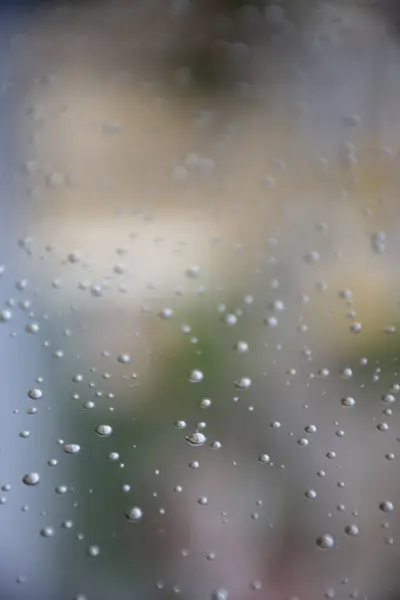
[1,1,400,599]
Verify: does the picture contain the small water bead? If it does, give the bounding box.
[211,589,229,600]
[326,451,336,459]
[350,322,362,334]
[265,316,278,327]
[87,545,100,557]
[198,496,208,505]
[186,432,206,446]
[305,424,317,434]
[318,368,329,377]
[189,369,203,383]
[270,421,281,429]
[210,441,222,450]
[67,252,81,264]
[316,534,335,549]
[341,396,356,408]
[200,398,212,409]
[270,299,285,312]
[345,524,359,536]
[379,501,394,513]
[377,423,389,432]
[126,506,143,522]
[40,526,55,538]
[391,384,400,393]
[382,394,395,404]
[189,461,200,468]
[62,520,74,529]
[117,354,131,364]
[90,285,104,298]
[384,325,396,335]
[305,489,317,499]
[27,388,42,400]
[258,454,270,464]
[95,425,113,437]
[185,265,201,279]
[159,307,174,320]
[72,374,83,383]
[304,250,320,264]
[83,401,95,409]
[26,322,39,334]
[19,431,30,438]
[234,341,249,353]
[108,452,120,461]
[225,313,237,326]
[235,377,251,389]
[251,581,262,591]
[175,420,187,429]
[64,444,80,454]
[55,485,68,495]
[0,309,12,322]
[298,438,309,447]
[22,472,40,486]
[27,407,37,414]
[47,459,57,467]
[340,368,353,379]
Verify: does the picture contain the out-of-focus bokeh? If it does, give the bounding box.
[3,1,400,599]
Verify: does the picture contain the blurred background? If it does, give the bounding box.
[2,0,400,599]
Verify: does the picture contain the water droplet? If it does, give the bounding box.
[22,472,40,486]
[186,265,201,278]
[186,432,206,447]
[305,489,317,499]
[87,545,100,557]
[159,307,174,320]
[258,454,270,464]
[40,526,54,538]
[316,534,335,549]
[0,309,12,322]
[379,501,394,513]
[235,377,252,389]
[27,388,43,400]
[345,524,359,536]
[200,398,212,409]
[265,316,278,327]
[350,322,362,334]
[305,424,317,434]
[234,341,249,353]
[340,368,353,379]
[341,397,356,407]
[189,369,204,383]
[377,423,389,432]
[95,425,113,437]
[126,506,143,522]
[117,354,131,364]
[64,444,81,454]
[211,589,229,600]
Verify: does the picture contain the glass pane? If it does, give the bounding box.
[2,1,400,599]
